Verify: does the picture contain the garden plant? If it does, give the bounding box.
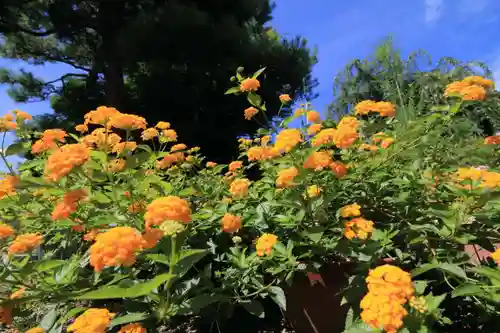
[0,68,499,333]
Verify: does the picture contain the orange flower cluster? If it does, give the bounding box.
[32,129,67,154]
[156,152,185,169]
[109,113,147,130]
[141,127,159,140]
[206,161,217,168]
[371,132,395,149]
[279,94,292,103]
[484,135,500,144]
[330,161,348,178]
[306,111,321,123]
[256,233,278,256]
[304,151,332,171]
[118,323,146,333]
[0,175,18,199]
[307,123,322,135]
[230,178,250,197]
[312,116,359,149]
[144,196,192,229]
[360,265,414,333]
[229,161,243,172]
[444,76,493,101]
[340,203,361,218]
[52,189,87,221]
[82,128,122,150]
[0,113,17,132]
[45,144,91,181]
[276,167,299,188]
[244,107,259,120]
[8,233,43,255]
[162,129,178,141]
[75,124,88,133]
[455,167,500,189]
[275,129,302,153]
[0,223,14,239]
[344,217,374,240]
[240,78,260,92]
[113,141,137,154]
[355,100,396,117]
[25,328,45,333]
[107,158,126,172]
[90,227,146,271]
[171,143,187,152]
[84,106,121,126]
[12,109,32,121]
[359,143,379,151]
[221,213,242,233]
[67,308,115,333]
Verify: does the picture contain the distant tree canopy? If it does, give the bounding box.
[329,39,500,135]
[0,0,317,161]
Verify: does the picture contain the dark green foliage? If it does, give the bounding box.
[329,38,500,134]
[0,0,316,161]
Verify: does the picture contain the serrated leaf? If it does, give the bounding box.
[225,86,241,95]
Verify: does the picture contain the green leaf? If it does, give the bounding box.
[269,286,286,310]
[242,300,265,318]
[452,283,484,298]
[178,187,196,197]
[301,226,324,243]
[247,93,262,108]
[75,273,174,299]
[92,192,112,204]
[413,280,428,295]
[425,293,446,312]
[40,306,58,330]
[58,307,85,325]
[18,159,44,171]
[224,86,241,95]
[172,249,208,279]
[5,141,30,156]
[472,267,500,284]
[110,312,148,327]
[411,263,467,279]
[252,67,266,79]
[91,150,108,164]
[144,254,169,265]
[177,294,225,315]
[34,259,66,273]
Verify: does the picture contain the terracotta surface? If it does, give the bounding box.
[465,244,497,265]
[284,263,352,333]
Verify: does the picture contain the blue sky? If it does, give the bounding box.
[1,0,500,167]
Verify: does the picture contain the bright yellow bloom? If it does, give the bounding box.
[44,144,90,182]
[244,107,259,120]
[25,328,45,333]
[0,223,14,239]
[409,296,428,313]
[275,129,302,153]
[307,123,322,135]
[240,78,260,92]
[359,143,378,151]
[155,121,171,130]
[344,217,374,240]
[8,233,43,255]
[82,128,121,150]
[256,233,278,256]
[162,129,178,141]
[381,138,395,149]
[460,85,487,101]
[109,113,147,130]
[337,116,359,131]
[355,100,378,115]
[276,167,299,188]
[90,227,145,271]
[306,185,321,198]
[261,135,271,146]
[67,308,115,333]
[340,203,361,218]
[355,100,396,117]
[118,323,146,333]
[84,106,121,126]
[229,178,250,197]
[294,108,306,117]
[303,151,332,171]
[311,128,336,147]
[221,213,242,233]
[279,94,292,103]
[159,220,185,236]
[491,248,500,265]
[145,196,192,229]
[141,128,159,140]
[306,111,321,123]
[462,76,495,89]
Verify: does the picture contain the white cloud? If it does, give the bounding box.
[491,55,500,88]
[425,0,443,23]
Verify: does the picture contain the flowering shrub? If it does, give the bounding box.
[0,69,498,333]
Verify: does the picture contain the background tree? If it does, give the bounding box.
[0,0,317,161]
[328,38,500,135]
